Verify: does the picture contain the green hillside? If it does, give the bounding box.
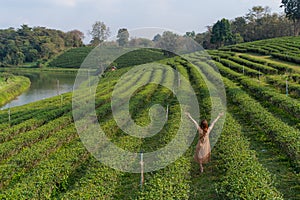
[0,37,299,199]
[220,36,300,67]
[47,47,173,68]
[47,47,94,68]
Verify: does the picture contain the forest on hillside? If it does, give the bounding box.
[0,25,84,67]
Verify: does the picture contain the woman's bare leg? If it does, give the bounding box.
[199,162,204,173]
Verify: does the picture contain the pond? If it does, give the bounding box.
[1,70,77,110]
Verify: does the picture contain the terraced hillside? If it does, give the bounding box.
[0,37,299,199]
[47,47,172,68]
[47,47,94,68]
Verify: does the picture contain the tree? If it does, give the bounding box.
[152,34,161,42]
[210,18,233,47]
[129,38,154,47]
[281,0,300,35]
[231,17,247,36]
[3,54,12,65]
[246,6,269,22]
[17,24,32,37]
[27,49,39,62]
[195,26,214,49]
[185,31,196,39]
[195,32,209,49]
[244,6,271,41]
[66,30,84,47]
[156,31,180,55]
[117,28,129,46]
[89,21,111,46]
[15,51,25,65]
[40,43,56,58]
[232,33,244,44]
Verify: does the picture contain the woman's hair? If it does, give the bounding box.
[200,119,209,142]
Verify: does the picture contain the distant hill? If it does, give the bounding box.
[47,47,94,68]
[47,46,173,68]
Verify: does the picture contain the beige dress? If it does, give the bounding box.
[194,127,211,164]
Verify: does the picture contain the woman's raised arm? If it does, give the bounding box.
[209,112,224,131]
[185,112,200,130]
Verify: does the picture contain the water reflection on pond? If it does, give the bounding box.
[1,71,77,110]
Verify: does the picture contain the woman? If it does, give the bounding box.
[186,112,224,173]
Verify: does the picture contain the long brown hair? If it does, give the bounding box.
[200,119,208,142]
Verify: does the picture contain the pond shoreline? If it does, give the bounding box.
[0,67,79,74]
[0,75,31,107]
[0,69,77,110]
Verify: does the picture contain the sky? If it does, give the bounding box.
[0,0,283,43]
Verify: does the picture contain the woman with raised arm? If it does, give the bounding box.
[186,112,224,173]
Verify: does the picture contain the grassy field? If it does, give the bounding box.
[0,73,31,107]
[0,37,299,199]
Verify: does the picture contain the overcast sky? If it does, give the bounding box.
[0,0,283,43]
